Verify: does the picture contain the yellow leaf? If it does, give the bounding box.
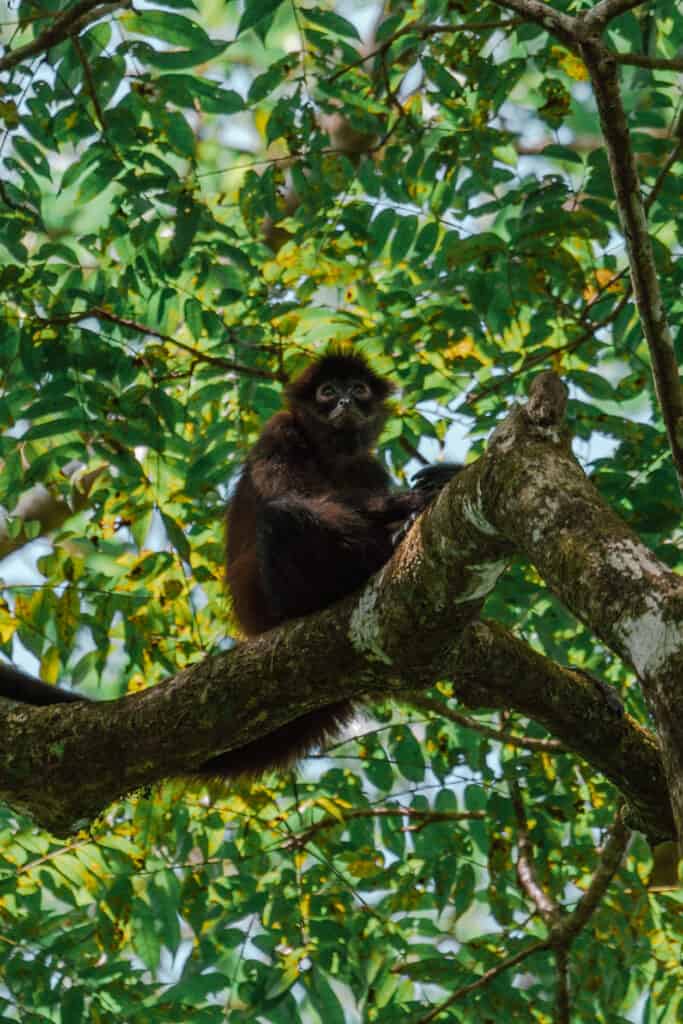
[345,856,383,879]
[551,46,589,81]
[254,108,269,139]
[14,593,35,625]
[596,268,624,292]
[56,586,79,651]
[443,336,489,365]
[39,646,61,684]
[315,797,346,822]
[273,311,300,336]
[0,600,15,644]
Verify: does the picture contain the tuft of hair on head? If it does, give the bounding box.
[285,345,395,405]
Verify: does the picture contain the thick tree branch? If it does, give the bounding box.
[444,621,672,842]
[0,460,509,832]
[480,375,683,852]
[0,373,676,845]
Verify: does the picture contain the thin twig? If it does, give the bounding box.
[286,805,485,848]
[613,52,683,73]
[327,18,524,85]
[0,0,130,73]
[408,693,566,752]
[560,814,630,941]
[466,280,632,408]
[91,308,285,382]
[645,134,683,212]
[508,773,562,927]
[72,35,107,135]
[414,939,549,1024]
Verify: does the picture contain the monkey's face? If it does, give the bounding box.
[314,377,375,430]
[286,354,393,453]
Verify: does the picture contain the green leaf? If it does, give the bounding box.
[390,214,418,264]
[237,0,285,37]
[165,194,202,272]
[161,512,191,561]
[542,143,584,165]
[124,11,213,49]
[414,220,439,258]
[156,74,244,114]
[369,208,396,258]
[304,6,361,41]
[248,55,297,103]
[164,974,232,1002]
[307,969,346,1024]
[401,956,473,984]
[185,297,205,340]
[363,754,393,791]
[389,726,425,782]
[130,38,230,70]
[12,137,50,179]
[132,901,161,971]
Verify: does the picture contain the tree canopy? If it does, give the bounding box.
[2,0,683,1021]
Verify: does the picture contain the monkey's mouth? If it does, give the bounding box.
[329,406,364,427]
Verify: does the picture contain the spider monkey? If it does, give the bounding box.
[0,350,460,780]
[206,349,460,776]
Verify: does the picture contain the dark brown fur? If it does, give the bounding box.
[202,351,435,778]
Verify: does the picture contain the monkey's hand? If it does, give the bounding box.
[411,462,462,496]
[390,463,462,545]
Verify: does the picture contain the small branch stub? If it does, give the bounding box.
[525,371,569,428]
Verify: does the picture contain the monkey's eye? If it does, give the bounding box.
[351,381,371,399]
[316,383,337,401]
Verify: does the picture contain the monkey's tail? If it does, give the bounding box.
[0,664,86,706]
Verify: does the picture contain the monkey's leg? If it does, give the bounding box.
[197,498,386,781]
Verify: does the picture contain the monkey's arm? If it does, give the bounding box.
[359,490,430,524]
[248,413,322,498]
[357,463,463,526]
